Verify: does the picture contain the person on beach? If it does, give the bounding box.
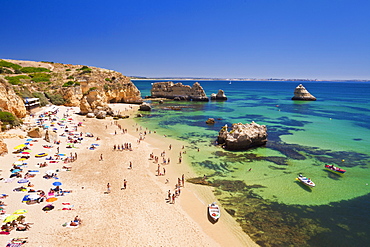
[122,179,127,190]
[128,162,132,169]
[100,154,103,161]
[107,183,111,193]
[182,174,185,187]
[172,194,175,204]
[163,167,166,176]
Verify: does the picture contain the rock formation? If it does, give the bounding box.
[210,89,227,101]
[151,82,209,101]
[0,79,27,118]
[0,140,8,156]
[291,84,316,101]
[139,103,152,111]
[44,129,57,143]
[217,122,267,151]
[206,118,215,124]
[27,127,43,138]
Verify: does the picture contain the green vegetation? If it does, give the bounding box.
[15,86,33,98]
[62,81,80,87]
[45,91,65,105]
[32,92,49,106]
[0,67,13,74]
[65,69,71,71]
[29,73,51,82]
[105,78,111,82]
[5,75,31,85]
[67,75,74,79]
[0,111,21,129]
[0,60,22,70]
[20,67,50,73]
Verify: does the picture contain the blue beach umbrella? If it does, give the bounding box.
[92,144,99,146]
[18,179,29,183]
[26,139,33,141]
[58,154,66,156]
[11,169,21,173]
[52,181,62,186]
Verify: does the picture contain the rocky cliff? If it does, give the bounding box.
[150,81,209,101]
[0,59,143,116]
[217,122,267,151]
[210,89,227,100]
[0,79,27,118]
[292,84,316,101]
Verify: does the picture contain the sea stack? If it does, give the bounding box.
[217,122,267,151]
[292,84,316,101]
[150,81,209,101]
[210,89,227,101]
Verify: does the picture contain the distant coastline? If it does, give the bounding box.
[130,77,370,82]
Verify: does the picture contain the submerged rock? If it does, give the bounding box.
[210,89,227,100]
[292,84,316,101]
[206,118,215,124]
[139,103,152,111]
[217,122,267,151]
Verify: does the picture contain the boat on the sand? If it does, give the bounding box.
[297,174,315,187]
[325,164,346,174]
[208,202,220,222]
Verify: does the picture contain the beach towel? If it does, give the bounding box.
[6,238,27,246]
[61,203,74,210]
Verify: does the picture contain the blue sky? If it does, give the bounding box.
[2,0,370,80]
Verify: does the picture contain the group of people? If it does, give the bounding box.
[1,216,33,233]
[113,143,132,151]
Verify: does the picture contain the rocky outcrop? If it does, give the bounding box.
[217,122,267,151]
[151,82,209,101]
[27,127,42,138]
[139,103,151,111]
[45,129,57,143]
[95,110,107,119]
[0,140,8,156]
[292,84,316,101]
[0,79,27,118]
[210,90,227,101]
[206,118,215,124]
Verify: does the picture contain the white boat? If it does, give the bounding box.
[297,174,315,187]
[208,202,221,221]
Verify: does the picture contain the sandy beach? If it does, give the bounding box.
[0,104,257,247]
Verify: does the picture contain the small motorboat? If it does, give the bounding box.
[297,174,315,187]
[208,202,221,222]
[325,164,346,174]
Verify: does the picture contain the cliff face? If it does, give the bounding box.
[292,84,316,101]
[0,59,143,116]
[151,81,209,101]
[0,79,27,118]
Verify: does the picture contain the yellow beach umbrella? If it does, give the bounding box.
[3,214,19,223]
[14,144,26,150]
[13,209,28,214]
[18,158,27,161]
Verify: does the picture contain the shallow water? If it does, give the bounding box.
[134,80,370,246]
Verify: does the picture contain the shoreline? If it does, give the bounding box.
[0,104,257,246]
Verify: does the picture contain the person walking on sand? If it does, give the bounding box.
[163,167,166,176]
[121,179,127,190]
[128,161,132,169]
[182,174,185,187]
[172,194,175,204]
[107,183,111,193]
[100,154,103,161]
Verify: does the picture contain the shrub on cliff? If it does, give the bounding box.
[29,73,51,82]
[0,111,21,128]
[45,92,65,105]
[62,81,80,87]
[5,75,30,85]
[32,92,49,106]
[0,60,22,70]
[20,67,50,73]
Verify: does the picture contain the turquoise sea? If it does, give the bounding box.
[133,80,370,247]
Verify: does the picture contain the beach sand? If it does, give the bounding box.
[0,104,257,247]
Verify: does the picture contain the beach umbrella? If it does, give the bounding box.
[26,139,33,141]
[23,149,32,152]
[58,154,66,156]
[11,169,21,173]
[13,209,28,214]
[42,204,55,211]
[14,144,26,149]
[3,214,19,223]
[27,194,39,200]
[92,144,99,146]
[18,179,29,183]
[13,161,24,165]
[46,197,57,202]
[52,181,62,186]
[21,152,30,155]
[18,158,27,161]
